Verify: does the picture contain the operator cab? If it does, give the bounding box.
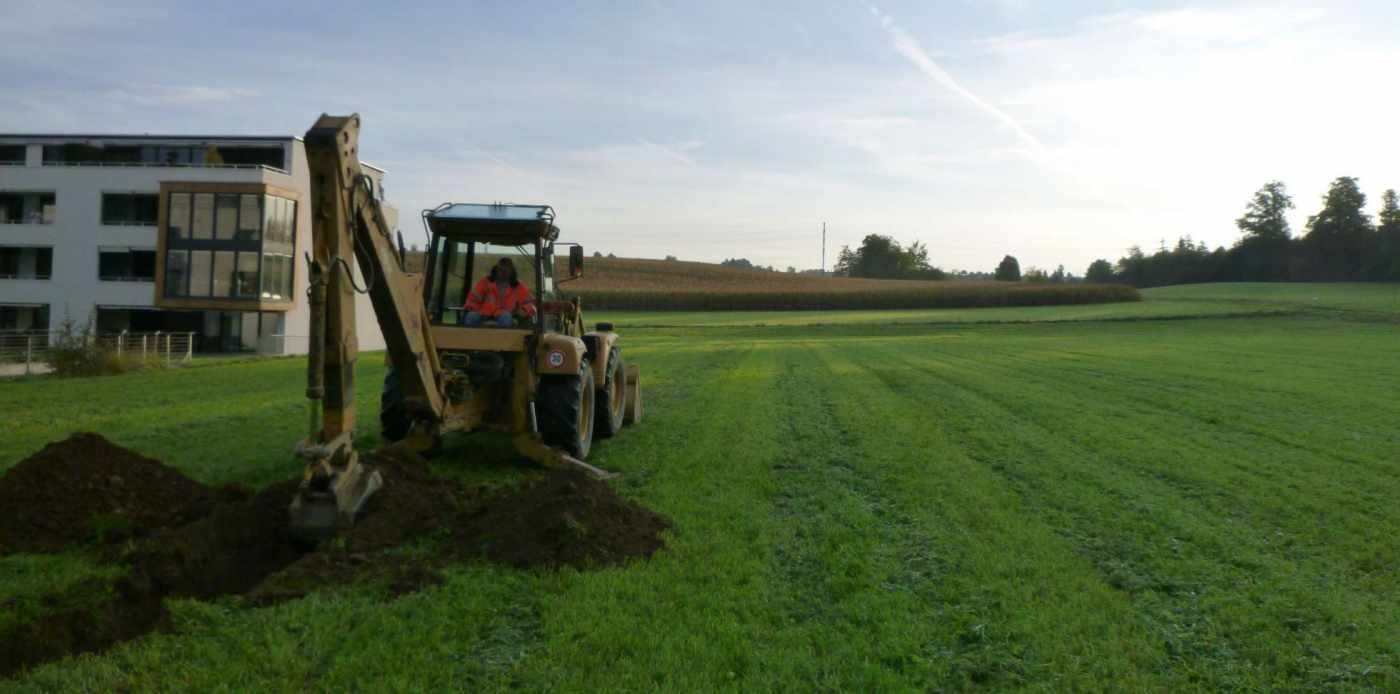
[421,203,582,333]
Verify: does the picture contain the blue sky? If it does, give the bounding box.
[6,0,1399,273]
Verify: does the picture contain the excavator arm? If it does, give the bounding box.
[290,114,444,540]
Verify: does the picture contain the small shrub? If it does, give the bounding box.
[47,317,148,377]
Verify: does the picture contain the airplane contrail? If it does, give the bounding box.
[870,6,1045,154]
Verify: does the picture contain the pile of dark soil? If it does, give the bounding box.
[0,435,670,678]
[453,471,671,569]
[0,434,224,554]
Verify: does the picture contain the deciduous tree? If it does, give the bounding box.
[994,255,1021,281]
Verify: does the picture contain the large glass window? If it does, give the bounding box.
[0,247,53,280]
[98,248,156,281]
[101,193,158,225]
[40,143,285,170]
[163,192,295,302]
[0,193,56,224]
[0,304,49,331]
[0,146,25,165]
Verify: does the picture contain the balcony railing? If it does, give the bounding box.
[0,273,51,280]
[98,275,155,282]
[41,161,287,174]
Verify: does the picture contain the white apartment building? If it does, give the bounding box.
[0,134,393,354]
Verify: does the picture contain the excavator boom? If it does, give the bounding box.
[290,114,443,540]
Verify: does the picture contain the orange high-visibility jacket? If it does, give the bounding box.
[465,276,536,318]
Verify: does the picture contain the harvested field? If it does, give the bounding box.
[556,256,1140,310]
[0,435,669,678]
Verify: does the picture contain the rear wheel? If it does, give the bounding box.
[381,366,440,454]
[380,365,410,442]
[594,347,626,438]
[539,360,595,459]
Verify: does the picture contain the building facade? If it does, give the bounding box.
[0,134,394,354]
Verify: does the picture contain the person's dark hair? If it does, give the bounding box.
[490,257,519,287]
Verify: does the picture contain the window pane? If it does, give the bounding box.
[211,251,235,297]
[101,195,131,224]
[238,195,260,241]
[36,249,52,278]
[215,194,238,240]
[169,193,190,239]
[134,195,157,224]
[132,250,155,279]
[99,251,128,279]
[261,253,276,299]
[281,255,294,297]
[165,250,189,296]
[235,251,258,297]
[263,195,275,246]
[192,193,214,240]
[240,312,258,351]
[259,312,281,338]
[189,250,212,297]
[283,199,296,250]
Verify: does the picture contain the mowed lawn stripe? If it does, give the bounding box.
[867,324,1396,689]
[802,335,1174,690]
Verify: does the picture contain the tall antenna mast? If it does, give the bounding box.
[821,221,826,274]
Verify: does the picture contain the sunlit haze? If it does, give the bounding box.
[6,0,1397,272]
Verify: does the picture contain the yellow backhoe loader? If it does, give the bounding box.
[289,114,641,540]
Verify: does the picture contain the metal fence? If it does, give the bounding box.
[0,330,195,376]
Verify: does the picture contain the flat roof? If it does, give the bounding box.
[425,203,558,241]
[0,134,297,142]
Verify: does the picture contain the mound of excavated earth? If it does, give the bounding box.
[0,433,226,554]
[0,435,670,678]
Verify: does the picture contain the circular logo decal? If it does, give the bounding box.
[547,350,565,367]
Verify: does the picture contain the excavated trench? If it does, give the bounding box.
[0,434,669,678]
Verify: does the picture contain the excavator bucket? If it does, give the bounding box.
[288,435,383,543]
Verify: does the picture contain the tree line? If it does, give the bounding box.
[1091,178,1400,287]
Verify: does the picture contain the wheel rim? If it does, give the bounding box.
[579,375,595,444]
[611,363,625,418]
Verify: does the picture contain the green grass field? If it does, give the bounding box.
[1,284,1397,691]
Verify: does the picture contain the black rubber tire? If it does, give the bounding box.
[594,347,625,438]
[380,365,411,442]
[539,360,595,459]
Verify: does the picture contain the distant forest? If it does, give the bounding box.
[1094,178,1400,288]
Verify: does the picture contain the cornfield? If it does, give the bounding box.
[553,257,1140,311]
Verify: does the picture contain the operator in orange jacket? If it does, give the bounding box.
[461,257,536,327]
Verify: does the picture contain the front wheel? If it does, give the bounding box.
[538,360,595,459]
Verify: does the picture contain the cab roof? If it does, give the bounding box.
[423,203,559,243]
